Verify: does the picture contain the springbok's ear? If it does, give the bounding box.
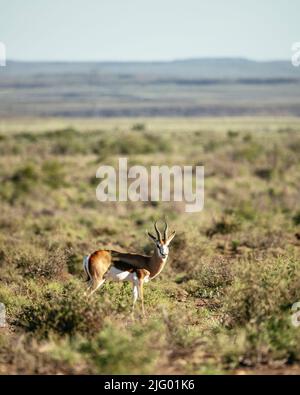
[147,232,157,242]
[166,231,176,244]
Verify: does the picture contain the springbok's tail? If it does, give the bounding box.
[83,255,91,282]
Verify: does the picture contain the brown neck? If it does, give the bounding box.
[147,248,168,278]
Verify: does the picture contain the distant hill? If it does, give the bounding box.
[1,58,299,117]
[4,58,300,78]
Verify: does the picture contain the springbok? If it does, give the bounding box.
[83,220,176,316]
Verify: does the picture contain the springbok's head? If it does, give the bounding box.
[147,220,176,259]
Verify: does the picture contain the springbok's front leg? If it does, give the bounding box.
[138,279,146,317]
[131,273,139,318]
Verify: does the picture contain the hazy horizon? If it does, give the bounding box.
[6,56,294,63]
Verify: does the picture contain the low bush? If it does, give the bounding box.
[1,163,40,202]
[41,160,67,189]
[18,281,109,337]
[93,132,170,157]
[13,244,67,280]
[206,216,240,238]
[222,255,300,327]
[79,321,159,374]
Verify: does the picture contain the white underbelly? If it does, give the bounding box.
[105,266,135,282]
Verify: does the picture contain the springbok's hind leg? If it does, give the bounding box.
[84,280,92,296]
[88,278,106,296]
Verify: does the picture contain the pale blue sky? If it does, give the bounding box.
[0,0,299,61]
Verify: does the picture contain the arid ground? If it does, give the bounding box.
[0,117,299,374]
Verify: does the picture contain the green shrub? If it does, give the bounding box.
[131,123,146,131]
[234,201,257,222]
[204,139,222,152]
[254,167,273,181]
[94,133,170,157]
[41,160,67,189]
[184,257,232,300]
[206,216,240,237]
[14,244,67,279]
[52,138,89,155]
[222,255,300,327]
[45,128,79,139]
[48,128,90,155]
[233,142,263,162]
[243,133,252,142]
[0,163,40,202]
[227,130,239,139]
[292,211,300,226]
[18,281,108,337]
[212,316,300,369]
[10,163,40,193]
[164,311,200,350]
[79,321,159,374]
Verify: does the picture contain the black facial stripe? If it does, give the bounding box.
[157,245,167,256]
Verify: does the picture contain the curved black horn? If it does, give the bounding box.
[163,219,168,241]
[154,221,162,241]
